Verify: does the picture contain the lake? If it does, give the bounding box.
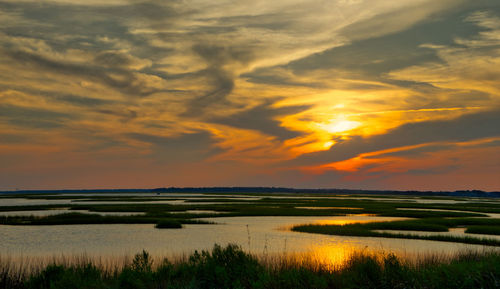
[1,193,499,267]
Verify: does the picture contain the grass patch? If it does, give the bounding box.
[365,220,449,232]
[292,218,500,246]
[375,210,486,218]
[0,213,210,226]
[465,225,500,235]
[0,205,69,212]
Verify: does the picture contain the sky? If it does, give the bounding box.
[0,0,499,191]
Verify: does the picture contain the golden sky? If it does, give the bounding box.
[0,0,499,190]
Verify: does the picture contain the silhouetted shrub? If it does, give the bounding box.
[155,220,182,229]
[188,244,264,289]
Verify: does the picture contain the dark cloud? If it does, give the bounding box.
[3,48,162,96]
[182,67,235,116]
[193,44,254,66]
[0,84,116,108]
[244,6,495,89]
[0,0,184,87]
[0,2,129,50]
[126,131,221,163]
[93,51,136,69]
[241,68,323,88]
[242,5,500,124]
[209,101,309,140]
[95,108,138,123]
[0,104,73,129]
[54,94,114,107]
[290,108,500,166]
[181,44,255,116]
[290,10,483,75]
[105,2,181,21]
[0,1,180,34]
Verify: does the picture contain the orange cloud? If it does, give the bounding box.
[303,138,500,181]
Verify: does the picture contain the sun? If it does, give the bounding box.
[318,117,361,134]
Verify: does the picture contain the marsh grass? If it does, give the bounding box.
[292,220,500,246]
[1,245,499,289]
[1,194,500,246]
[466,225,500,235]
[0,213,211,226]
[1,196,497,218]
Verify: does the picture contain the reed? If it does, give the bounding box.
[0,245,499,289]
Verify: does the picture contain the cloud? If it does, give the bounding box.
[126,131,220,163]
[290,108,500,167]
[3,49,165,97]
[209,101,309,140]
[179,44,244,116]
[93,51,152,70]
[339,0,465,41]
[1,0,499,190]
[0,104,74,129]
[387,9,500,100]
[1,85,116,108]
[278,6,488,81]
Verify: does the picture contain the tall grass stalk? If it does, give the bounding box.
[1,245,499,289]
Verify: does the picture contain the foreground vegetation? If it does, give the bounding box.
[1,244,499,289]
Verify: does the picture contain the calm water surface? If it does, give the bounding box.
[1,194,499,266]
[0,198,231,206]
[0,216,495,263]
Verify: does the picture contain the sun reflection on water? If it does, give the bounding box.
[268,243,383,272]
[313,218,379,226]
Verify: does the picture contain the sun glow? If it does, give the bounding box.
[296,243,392,271]
[323,141,334,149]
[318,117,361,134]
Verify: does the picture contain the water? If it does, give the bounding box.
[1,194,499,266]
[0,215,494,261]
[0,198,73,206]
[0,198,232,206]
